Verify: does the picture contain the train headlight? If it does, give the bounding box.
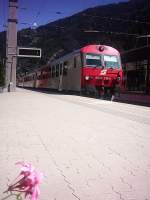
[85,76,90,80]
[117,76,121,81]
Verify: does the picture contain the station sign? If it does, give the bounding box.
[17,47,41,58]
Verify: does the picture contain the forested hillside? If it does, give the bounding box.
[0,0,150,75]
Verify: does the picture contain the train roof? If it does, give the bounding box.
[49,49,80,64]
[48,44,120,64]
[80,44,120,55]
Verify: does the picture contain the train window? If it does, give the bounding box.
[45,71,48,79]
[104,55,120,69]
[54,65,56,77]
[48,71,51,78]
[40,71,42,79]
[46,73,49,79]
[45,73,48,79]
[49,66,52,77]
[40,71,43,79]
[56,64,59,77]
[86,54,102,67]
[52,65,55,77]
[63,61,68,76]
[36,72,40,80]
[48,67,51,77]
[80,52,84,67]
[74,57,77,68]
[42,72,45,79]
[60,63,63,75]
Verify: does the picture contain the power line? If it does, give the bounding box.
[18,1,57,29]
[84,30,139,37]
[136,35,150,38]
[31,0,49,28]
[82,13,150,26]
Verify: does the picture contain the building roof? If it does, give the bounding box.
[121,46,150,63]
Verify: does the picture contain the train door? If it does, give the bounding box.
[49,65,57,89]
[60,60,69,91]
[60,55,81,91]
[68,54,81,91]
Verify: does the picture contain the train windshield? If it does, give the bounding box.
[86,54,102,67]
[103,55,120,69]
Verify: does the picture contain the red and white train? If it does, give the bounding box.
[17,44,124,97]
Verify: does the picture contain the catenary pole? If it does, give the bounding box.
[5,0,18,92]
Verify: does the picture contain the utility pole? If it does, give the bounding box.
[5,0,18,92]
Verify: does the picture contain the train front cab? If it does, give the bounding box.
[80,45,124,98]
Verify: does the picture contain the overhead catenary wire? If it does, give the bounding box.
[31,0,50,28]
[84,30,139,37]
[16,0,45,29]
[12,1,150,39]
[82,13,149,38]
[17,5,150,26]
[16,0,150,32]
[82,13,150,26]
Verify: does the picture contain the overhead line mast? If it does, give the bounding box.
[5,0,18,92]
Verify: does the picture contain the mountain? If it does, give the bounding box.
[0,0,150,75]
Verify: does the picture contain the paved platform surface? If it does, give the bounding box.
[0,88,150,200]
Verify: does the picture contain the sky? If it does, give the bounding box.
[0,0,128,31]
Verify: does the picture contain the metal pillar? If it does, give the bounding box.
[5,0,18,92]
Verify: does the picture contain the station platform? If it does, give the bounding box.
[0,88,150,200]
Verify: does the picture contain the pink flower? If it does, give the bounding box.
[16,161,35,176]
[5,162,43,200]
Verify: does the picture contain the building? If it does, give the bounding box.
[121,45,150,95]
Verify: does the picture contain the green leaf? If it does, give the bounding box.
[16,194,22,200]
